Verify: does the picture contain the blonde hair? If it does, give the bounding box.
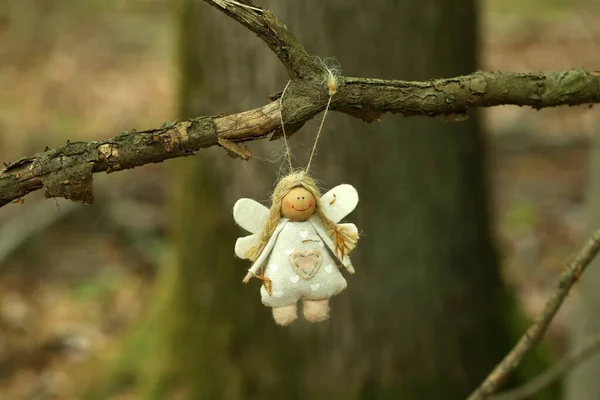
[246,170,359,262]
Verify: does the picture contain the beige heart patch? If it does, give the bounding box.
[289,249,323,280]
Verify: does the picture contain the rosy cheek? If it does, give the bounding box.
[309,201,313,208]
[284,201,290,207]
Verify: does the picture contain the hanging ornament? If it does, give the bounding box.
[232,65,360,325]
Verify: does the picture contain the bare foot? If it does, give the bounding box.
[272,304,298,326]
[303,299,330,322]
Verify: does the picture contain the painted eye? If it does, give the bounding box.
[297,197,300,199]
[302,197,305,199]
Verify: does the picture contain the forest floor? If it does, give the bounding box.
[0,0,599,398]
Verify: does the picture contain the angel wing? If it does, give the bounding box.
[233,198,269,233]
[319,184,358,223]
[233,198,269,259]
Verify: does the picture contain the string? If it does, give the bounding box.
[306,68,337,172]
[255,269,273,296]
[279,80,294,172]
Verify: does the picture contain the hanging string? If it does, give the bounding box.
[278,65,338,173]
[306,67,337,172]
[279,80,294,172]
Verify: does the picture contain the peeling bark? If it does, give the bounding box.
[1,120,217,207]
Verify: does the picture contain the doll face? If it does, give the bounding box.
[281,187,316,221]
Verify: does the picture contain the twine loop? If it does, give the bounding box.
[255,269,273,296]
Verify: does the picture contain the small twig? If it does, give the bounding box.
[203,0,323,80]
[490,332,600,400]
[467,229,600,400]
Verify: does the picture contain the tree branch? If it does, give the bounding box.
[203,0,323,80]
[340,70,600,116]
[466,229,600,400]
[1,0,600,208]
[490,332,600,400]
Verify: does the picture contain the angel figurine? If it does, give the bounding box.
[233,170,359,326]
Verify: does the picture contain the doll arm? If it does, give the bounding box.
[246,220,287,277]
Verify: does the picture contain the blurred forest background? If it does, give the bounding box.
[1,0,600,399]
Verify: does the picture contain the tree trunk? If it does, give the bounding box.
[134,0,558,399]
[137,1,308,398]
[286,0,556,398]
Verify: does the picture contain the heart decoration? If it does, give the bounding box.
[289,249,323,280]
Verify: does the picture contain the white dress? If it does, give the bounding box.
[255,219,347,308]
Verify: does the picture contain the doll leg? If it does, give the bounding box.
[272,304,298,326]
[303,299,330,322]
